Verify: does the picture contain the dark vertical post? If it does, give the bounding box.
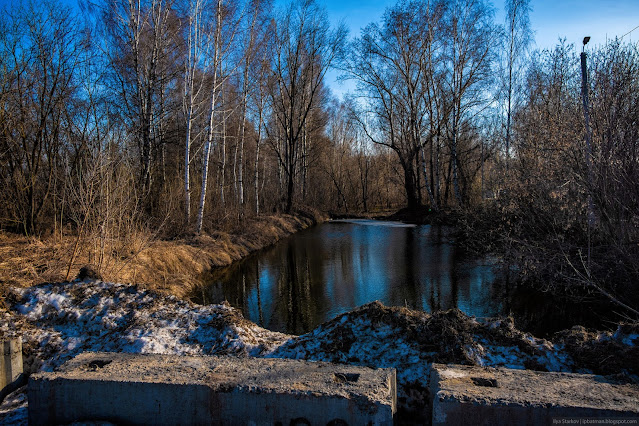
[580,37,595,272]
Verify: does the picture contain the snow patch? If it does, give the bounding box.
[2,281,290,372]
[1,281,635,422]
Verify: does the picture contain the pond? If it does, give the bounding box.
[192,219,510,335]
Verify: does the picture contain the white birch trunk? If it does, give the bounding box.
[183,0,204,223]
[196,0,222,234]
[220,93,227,206]
[254,129,261,215]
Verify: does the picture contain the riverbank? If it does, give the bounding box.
[352,205,639,330]
[1,280,637,423]
[0,208,326,300]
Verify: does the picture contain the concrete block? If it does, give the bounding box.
[29,352,396,425]
[430,363,639,426]
[0,337,22,391]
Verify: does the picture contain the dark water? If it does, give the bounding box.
[193,220,509,335]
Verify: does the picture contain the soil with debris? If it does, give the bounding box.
[1,280,638,424]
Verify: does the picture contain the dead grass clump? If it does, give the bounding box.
[272,215,302,235]
[116,242,214,296]
[0,211,325,301]
[346,300,425,325]
[0,232,70,288]
[554,325,639,379]
[475,316,551,357]
[203,300,261,335]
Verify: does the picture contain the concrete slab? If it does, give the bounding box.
[430,363,639,426]
[29,352,396,425]
[1,338,22,391]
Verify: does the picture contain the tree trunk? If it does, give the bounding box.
[196,0,222,235]
[184,0,203,224]
[220,96,227,206]
[402,159,420,210]
[421,144,437,210]
[286,164,295,213]
[185,108,192,222]
[254,97,264,215]
[236,7,259,212]
[451,106,463,206]
[254,125,261,215]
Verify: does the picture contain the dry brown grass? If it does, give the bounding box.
[0,232,72,288]
[0,211,326,300]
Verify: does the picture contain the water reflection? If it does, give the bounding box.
[195,220,504,335]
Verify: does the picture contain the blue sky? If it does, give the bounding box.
[1,0,636,99]
[317,0,639,47]
[319,0,639,99]
[529,0,639,49]
[2,0,636,48]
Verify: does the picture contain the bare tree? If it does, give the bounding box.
[347,0,447,210]
[0,1,84,234]
[445,0,497,205]
[101,0,180,199]
[196,0,224,234]
[502,0,531,173]
[269,0,346,213]
[249,18,275,216]
[181,0,208,224]
[195,0,242,234]
[234,0,270,215]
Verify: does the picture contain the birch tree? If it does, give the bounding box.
[235,0,268,213]
[195,0,223,234]
[195,0,241,234]
[182,0,207,223]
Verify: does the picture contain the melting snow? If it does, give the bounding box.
[330,219,417,228]
[0,280,636,424]
[2,281,290,373]
[0,389,27,425]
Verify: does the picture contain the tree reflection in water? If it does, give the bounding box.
[196,220,502,335]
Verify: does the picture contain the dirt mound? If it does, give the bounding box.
[554,324,639,379]
[271,301,560,368]
[2,285,636,424]
[2,280,290,372]
[268,301,572,422]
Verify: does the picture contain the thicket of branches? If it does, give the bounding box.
[0,0,638,312]
[0,0,354,238]
[494,40,639,315]
[0,0,516,237]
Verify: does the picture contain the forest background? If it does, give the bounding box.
[0,0,638,320]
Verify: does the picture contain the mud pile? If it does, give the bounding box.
[1,281,637,424]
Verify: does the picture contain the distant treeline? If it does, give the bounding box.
[1,0,638,313]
